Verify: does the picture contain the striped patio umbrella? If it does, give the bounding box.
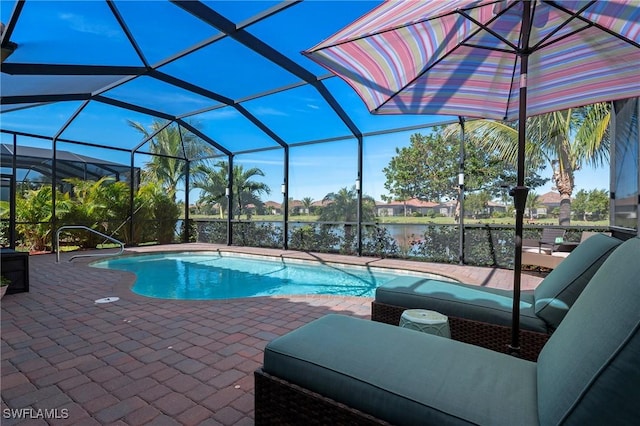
[305,0,640,354]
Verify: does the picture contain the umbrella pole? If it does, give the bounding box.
[509,0,532,356]
[458,116,465,266]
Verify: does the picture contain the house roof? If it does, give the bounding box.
[377,198,440,208]
[538,191,564,205]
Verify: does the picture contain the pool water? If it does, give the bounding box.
[92,252,451,300]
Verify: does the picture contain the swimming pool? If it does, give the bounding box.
[92,252,455,300]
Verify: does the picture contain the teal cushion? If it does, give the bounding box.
[537,237,640,425]
[534,234,622,329]
[264,314,539,426]
[375,277,547,332]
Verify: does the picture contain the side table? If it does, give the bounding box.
[399,309,451,338]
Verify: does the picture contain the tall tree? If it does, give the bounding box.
[384,130,545,220]
[383,132,457,204]
[457,103,610,225]
[465,191,492,219]
[572,188,609,221]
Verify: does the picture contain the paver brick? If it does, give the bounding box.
[67,382,107,404]
[212,406,244,425]
[112,377,157,399]
[94,397,146,423]
[153,393,195,417]
[33,367,81,387]
[83,394,119,415]
[124,405,162,424]
[173,358,206,375]
[175,404,214,425]
[57,372,91,391]
[86,365,122,383]
[164,373,201,393]
[208,369,245,389]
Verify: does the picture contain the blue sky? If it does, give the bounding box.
[0,0,609,204]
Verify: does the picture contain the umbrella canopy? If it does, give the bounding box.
[304,0,640,354]
[304,0,640,119]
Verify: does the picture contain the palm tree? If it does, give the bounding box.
[192,161,228,219]
[456,103,610,225]
[232,164,270,219]
[525,191,541,220]
[193,161,270,219]
[319,186,376,252]
[128,119,216,201]
[319,186,376,223]
[16,186,72,251]
[301,197,314,215]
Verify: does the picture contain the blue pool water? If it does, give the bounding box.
[92,252,451,300]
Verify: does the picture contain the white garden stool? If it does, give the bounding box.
[399,309,451,338]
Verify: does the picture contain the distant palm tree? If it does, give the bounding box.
[301,197,314,215]
[193,161,270,219]
[319,186,376,223]
[319,186,376,251]
[192,161,227,219]
[233,164,270,219]
[525,191,541,220]
[457,103,610,225]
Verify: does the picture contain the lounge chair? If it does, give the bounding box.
[529,227,566,254]
[255,237,639,425]
[371,233,622,360]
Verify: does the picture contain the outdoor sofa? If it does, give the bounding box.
[371,233,622,360]
[255,236,640,425]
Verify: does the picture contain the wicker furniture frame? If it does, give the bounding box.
[254,368,391,425]
[371,301,551,361]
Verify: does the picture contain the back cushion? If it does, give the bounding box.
[537,237,640,424]
[534,234,622,329]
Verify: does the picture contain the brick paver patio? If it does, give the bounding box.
[1,244,543,425]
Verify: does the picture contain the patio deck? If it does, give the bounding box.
[1,244,543,425]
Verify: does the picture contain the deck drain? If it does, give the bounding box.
[95,297,119,304]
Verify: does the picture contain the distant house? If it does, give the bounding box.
[244,203,257,216]
[376,198,440,217]
[439,200,457,217]
[311,199,331,214]
[289,199,304,215]
[263,201,282,215]
[486,200,507,215]
[532,191,567,218]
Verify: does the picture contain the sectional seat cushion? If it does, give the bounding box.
[375,276,547,332]
[264,314,539,426]
[537,237,640,425]
[533,234,622,329]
